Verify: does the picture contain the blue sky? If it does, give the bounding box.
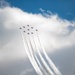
[6,0,75,20]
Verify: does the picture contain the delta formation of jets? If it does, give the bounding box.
[19,25,38,34]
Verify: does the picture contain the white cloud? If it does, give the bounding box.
[20,69,34,75]
[39,8,45,12]
[0,6,75,62]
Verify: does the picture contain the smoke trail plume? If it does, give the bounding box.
[31,35,54,75]
[20,30,43,75]
[36,31,62,75]
[26,35,44,75]
[29,35,48,75]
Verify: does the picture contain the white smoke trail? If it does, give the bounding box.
[34,55,48,75]
[36,31,62,75]
[31,35,55,75]
[20,31,43,75]
[28,35,48,75]
[27,35,45,75]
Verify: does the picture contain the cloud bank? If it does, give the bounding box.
[0,6,75,62]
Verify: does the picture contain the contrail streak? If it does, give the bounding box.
[34,55,48,75]
[31,35,54,75]
[21,31,43,75]
[36,31,62,75]
[28,35,48,75]
[27,35,45,75]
